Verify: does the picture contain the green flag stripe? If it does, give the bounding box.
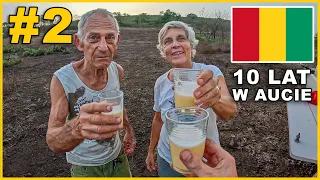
[286,8,313,62]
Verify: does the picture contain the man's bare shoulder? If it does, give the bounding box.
[114,62,124,82]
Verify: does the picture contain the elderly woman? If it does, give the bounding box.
[145,21,237,177]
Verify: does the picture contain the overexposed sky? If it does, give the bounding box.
[2,2,318,34]
[3,2,318,19]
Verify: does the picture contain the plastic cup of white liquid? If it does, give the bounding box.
[173,68,201,107]
[98,89,124,128]
[166,107,209,174]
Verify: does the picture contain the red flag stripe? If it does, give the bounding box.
[232,8,260,61]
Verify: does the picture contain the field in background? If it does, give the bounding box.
[3,9,232,55]
[3,27,317,177]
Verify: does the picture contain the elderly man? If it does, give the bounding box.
[46,8,135,177]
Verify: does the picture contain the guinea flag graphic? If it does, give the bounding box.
[231,7,314,63]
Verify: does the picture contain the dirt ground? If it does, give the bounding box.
[3,28,317,177]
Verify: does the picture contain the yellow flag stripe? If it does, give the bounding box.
[259,8,286,61]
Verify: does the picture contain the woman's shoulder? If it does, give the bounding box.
[193,62,224,76]
[193,61,219,68]
[154,71,170,88]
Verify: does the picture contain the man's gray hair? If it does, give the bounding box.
[157,21,199,58]
[77,8,120,40]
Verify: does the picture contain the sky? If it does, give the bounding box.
[2,2,318,33]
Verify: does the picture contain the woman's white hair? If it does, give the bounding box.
[77,8,120,41]
[157,21,199,58]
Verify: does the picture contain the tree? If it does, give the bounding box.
[73,14,81,21]
[113,12,121,17]
[194,7,208,36]
[207,10,224,41]
[3,22,10,28]
[186,13,197,19]
[135,13,148,24]
[38,15,54,33]
[160,9,181,23]
[197,8,229,42]
[2,22,10,38]
[220,19,230,42]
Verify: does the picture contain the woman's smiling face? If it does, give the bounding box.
[162,28,192,67]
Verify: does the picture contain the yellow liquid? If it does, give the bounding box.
[113,111,123,128]
[175,93,196,107]
[170,139,205,174]
[103,106,123,128]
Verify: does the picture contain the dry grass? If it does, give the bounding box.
[4,74,19,96]
[197,40,230,54]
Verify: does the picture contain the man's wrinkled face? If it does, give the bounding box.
[76,13,120,69]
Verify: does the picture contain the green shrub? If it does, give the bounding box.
[22,45,67,56]
[3,46,24,53]
[3,54,21,67]
[23,48,36,56]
